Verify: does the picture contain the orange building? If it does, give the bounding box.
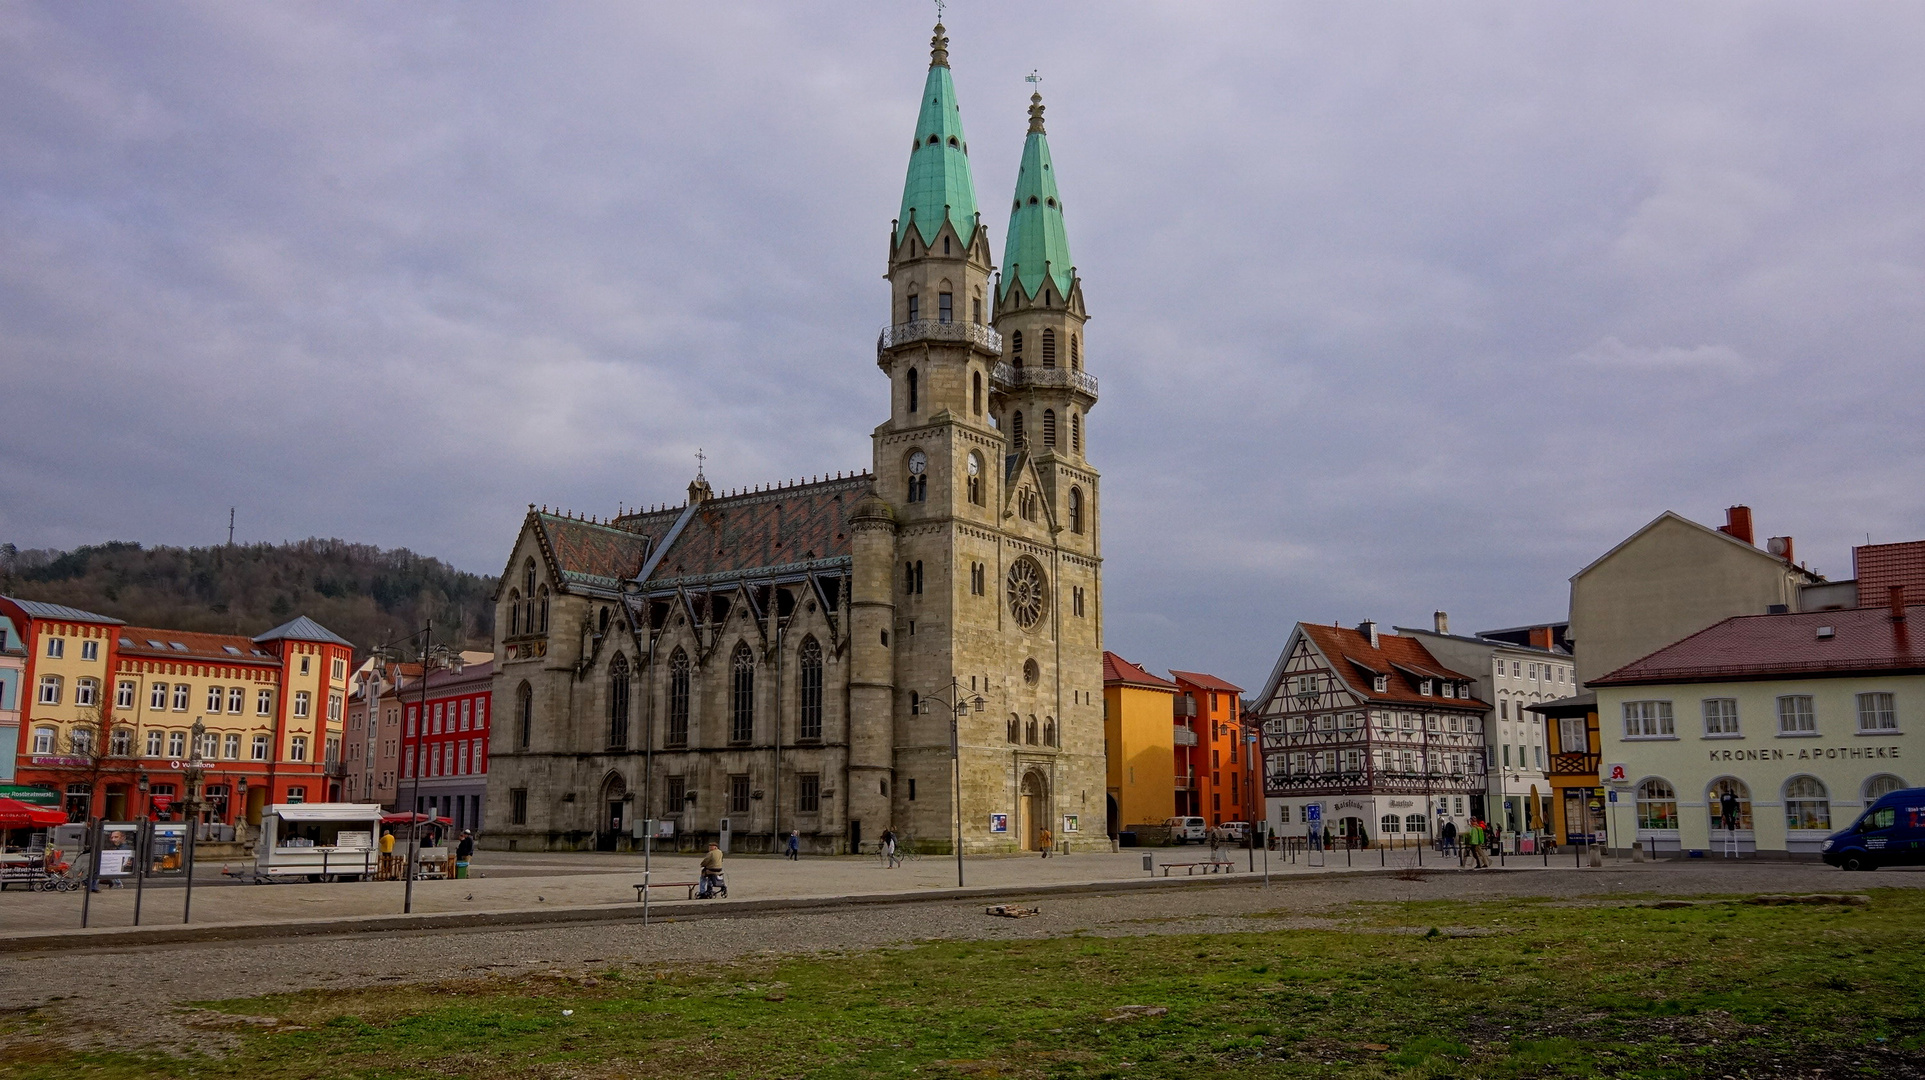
[2,597,353,825]
[1102,652,1177,836]
[1170,670,1250,826]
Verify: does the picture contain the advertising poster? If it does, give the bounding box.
[1061,814,1079,833]
[988,813,1009,834]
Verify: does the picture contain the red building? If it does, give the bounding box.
[393,659,493,833]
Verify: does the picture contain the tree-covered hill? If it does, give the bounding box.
[0,539,496,658]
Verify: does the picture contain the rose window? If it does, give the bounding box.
[1005,557,1047,629]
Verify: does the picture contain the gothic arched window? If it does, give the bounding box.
[907,368,919,414]
[1043,409,1057,447]
[730,643,755,745]
[1007,713,1021,743]
[537,585,550,633]
[1012,411,1024,447]
[508,590,521,636]
[1042,329,1056,368]
[1071,412,1081,453]
[667,648,690,747]
[972,371,983,416]
[1071,334,1080,370]
[798,637,823,741]
[1044,716,1057,747]
[1026,715,1039,744]
[516,681,533,749]
[938,290,953,323]
[522,560,537,634]
[906,291,919,323]
[1069,487,1083,534]
[607,654,630,749]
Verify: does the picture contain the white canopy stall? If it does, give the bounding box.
[255,803,382,882]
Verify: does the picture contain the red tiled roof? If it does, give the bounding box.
[1855,541,1925,610]
[1104,651,1177,691]
[118,626,278,665]
[1168,669,1243,694]
[1592,604,1925,685]
[1298,624,1489,708]
[646,476,869,583]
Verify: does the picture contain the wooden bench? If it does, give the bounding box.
[1160,861,1237,876]
[634,881,701,902]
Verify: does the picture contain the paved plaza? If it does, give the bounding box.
[3,841,1460,935]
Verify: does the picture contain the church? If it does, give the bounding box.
[480,21,1105,855]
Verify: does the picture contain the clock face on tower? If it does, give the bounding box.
[908,451,927,475]
[966,454,979,477]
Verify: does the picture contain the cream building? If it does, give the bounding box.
[1592,600,1916,857]
[1400,614,1573,840]
[1570,506,1821,686]
[482,22,1104,855]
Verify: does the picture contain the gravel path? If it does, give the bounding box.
[2,861,1916,1058]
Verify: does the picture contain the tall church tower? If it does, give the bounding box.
[871,21,1104,853]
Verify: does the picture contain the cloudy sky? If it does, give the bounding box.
[4,3,1923,688]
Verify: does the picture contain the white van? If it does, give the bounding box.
[1165,816,1208,844]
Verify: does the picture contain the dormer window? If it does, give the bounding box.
[1420,679,1433,696]
[1442,683,1455,699]
[1372,675,1388,693]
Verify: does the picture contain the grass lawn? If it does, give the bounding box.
[5,889,1923,1078]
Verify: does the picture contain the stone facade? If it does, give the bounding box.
[480,22,1104,855]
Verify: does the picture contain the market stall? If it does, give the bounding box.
[254,803,382,883]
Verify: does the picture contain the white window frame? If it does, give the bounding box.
[146,730,163,756]
[224,732,242,759]
[116,681,136,709]
[167,731,186,757]
[171,684,189,711]
[37,675,62,705]
[80,639,98,662]
[73,678,97,707]
[1622,700,1675,739]
[32,726,56,754]
[1776,695,1817,736]
[228,686,245,714]
[1701,698,1740,737]
[257,688,274,716]
[251,734,270,761]
[290,735,308,762]
[46,638,64,659]
[293,691,311,719]
[1856,692,1898,733]
[207,685,225,713]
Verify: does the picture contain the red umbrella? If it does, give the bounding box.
[380,812,452,826]
[0,797,67,829]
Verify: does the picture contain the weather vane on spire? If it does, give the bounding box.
[1027,69,1042,92]
[934,0,945,22]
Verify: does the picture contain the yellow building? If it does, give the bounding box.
[1103,651,1177,837]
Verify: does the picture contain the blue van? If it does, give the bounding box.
[1822,787,1925,871]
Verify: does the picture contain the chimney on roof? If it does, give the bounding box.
[1529,626,1553,649]
[1892,585,1907,622]
[1433,611,1449,635]
[1766,536,1795,565]
[1719,505,1755,545]
[1358,619,1379,648]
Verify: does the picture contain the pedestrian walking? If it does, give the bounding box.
[1466,819,1490,869]
[1039,827,1053,858]
[379,829,397,880]
[882,829,900,868]
[786,831,800,861]
[1440,820,1457,856]
[455,830,475,879]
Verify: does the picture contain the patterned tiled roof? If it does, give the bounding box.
[1104,651,1177,691]
[643,475,871,585]
[1855,541,1925,610]
[253,615,353,648]
[1298,624,1489,708]
[536,513,659,589]
[1592,604,1925,685]
[120,626,278,665]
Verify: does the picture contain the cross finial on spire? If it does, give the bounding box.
[695,447,707,480]
[1025,70,1046,134]
[929,8,950,67]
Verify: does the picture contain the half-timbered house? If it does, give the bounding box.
[1253,620,1490,844]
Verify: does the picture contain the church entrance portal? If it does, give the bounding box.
[1020,770,1049,851]
[598,774,627,852]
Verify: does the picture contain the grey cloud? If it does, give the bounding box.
[3,2,1923,688]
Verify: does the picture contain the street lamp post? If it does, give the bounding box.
[182,718,206,924]
[375,621,457,915]
[917,679,985,887]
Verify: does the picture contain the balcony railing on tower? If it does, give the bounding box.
[990,361,1099,400]
[877,320,1003,356]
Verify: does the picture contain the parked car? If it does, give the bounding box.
[1822,786,1925,871]
[1211,822,1251,844]
[1164,816,1207,844]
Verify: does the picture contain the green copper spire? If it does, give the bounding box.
[896,22,980,249]
[1000,90,1073,301]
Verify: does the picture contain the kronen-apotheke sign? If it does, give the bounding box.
[1706,744,1902,763]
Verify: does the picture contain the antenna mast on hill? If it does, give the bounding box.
[228,507,235,546]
